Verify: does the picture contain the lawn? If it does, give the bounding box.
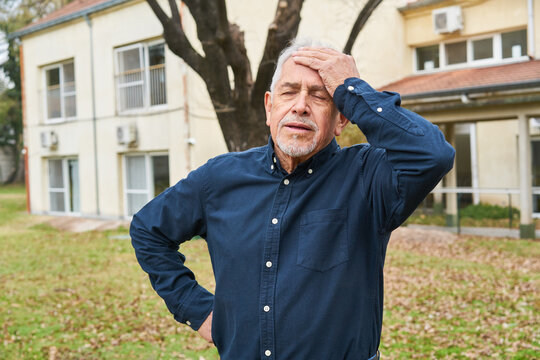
[1,186,538,359]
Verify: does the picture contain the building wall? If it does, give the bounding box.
[22,0,406,218]
[403,0,530,45]
[21,0,540,218]
[22,0,228,217]
[400,0,540,213]
[476,119,520,206]
[401,0,540,72]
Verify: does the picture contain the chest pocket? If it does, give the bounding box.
[297,208,349,272]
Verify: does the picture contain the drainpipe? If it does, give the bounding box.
[84,14,100,216]
[528,0,535,59]
[19,44,30,213]
[180,3,192,173]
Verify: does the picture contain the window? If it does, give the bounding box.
[416,45,439,71]
[472,38,493,60]
[502,29,527,59]
[445,41,467,65]
[44,61,76,122]
[124,153,169,216]
[115,42,167,112]
[48,158,80,213]
[415,29,528,72]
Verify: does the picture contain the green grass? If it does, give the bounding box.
[0,186,218,359]
[0,186,539,359]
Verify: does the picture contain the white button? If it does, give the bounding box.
[263,305,270,312]
[272,218,278,224]
[347,85,354,91]
[270,165,274,170]
[377,107,383,112]
[266,261,272,268]
[186,321,191,326]
[283,179,289,185]
[273,157,277,163]
[265,350,272,357]
[308,169,313,174]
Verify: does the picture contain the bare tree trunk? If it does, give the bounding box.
[146,0,380,151]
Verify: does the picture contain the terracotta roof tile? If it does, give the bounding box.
[380,60,540,96]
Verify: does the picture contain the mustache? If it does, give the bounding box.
[278,114,319,131]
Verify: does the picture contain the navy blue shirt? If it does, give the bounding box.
[130,78,455,360]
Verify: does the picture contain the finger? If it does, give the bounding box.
[298,46,340,56]
[293,49,333,61]
[291,55,323,69]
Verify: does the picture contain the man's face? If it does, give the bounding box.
[264,58,345,160]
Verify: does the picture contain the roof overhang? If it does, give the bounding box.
[9,0,132,40]
[398,0,452,12]
[400,81,540,115]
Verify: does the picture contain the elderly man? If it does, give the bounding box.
[130,39,455,359]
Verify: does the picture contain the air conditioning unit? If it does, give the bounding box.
[40,130,59,149]
[117,124,138,146]
[433,6,463,34]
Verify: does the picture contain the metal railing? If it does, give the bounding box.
[421,187,540,234]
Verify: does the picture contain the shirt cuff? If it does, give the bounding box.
[333,77,424,136]
[333,77,376,114]
[173,284,214,331]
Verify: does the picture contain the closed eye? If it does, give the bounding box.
[312,93,330,101]
[280,91,298,98]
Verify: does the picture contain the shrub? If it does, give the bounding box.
[460,202,519,220]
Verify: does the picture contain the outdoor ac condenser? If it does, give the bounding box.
[433,6,463,34]
[40,130,59,149]
[116,124,138,146]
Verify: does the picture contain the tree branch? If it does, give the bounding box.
[168,0,181,25]
[343,0,382,54]
[251,0,305,108]
[181,0,233,112]
[145,0,206,77]
[145,0,170,24]
[215,0,229,42]
[225,23,252,102]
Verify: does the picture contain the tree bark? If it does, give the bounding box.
[343,0,383,54]
[146,0,378,151]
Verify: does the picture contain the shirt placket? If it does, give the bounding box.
[259,173,293,359]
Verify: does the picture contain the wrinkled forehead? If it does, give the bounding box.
[275,58,325,90]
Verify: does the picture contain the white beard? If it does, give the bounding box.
[276,115,319,157]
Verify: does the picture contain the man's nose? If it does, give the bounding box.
[292,92,310,116]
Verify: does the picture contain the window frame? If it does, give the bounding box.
[414,29,528,74]
[47,157,80,215]
[114,40,167,115]
[42,60,77,124]
[122,152,169,217]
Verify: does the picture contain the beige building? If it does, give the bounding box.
[381,0,540,238]
[11,0,403,219]
[12,0,540,237]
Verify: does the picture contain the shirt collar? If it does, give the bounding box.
[265,136,340,176]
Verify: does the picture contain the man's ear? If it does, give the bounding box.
[334,113,349,136]
[264,92,272,126]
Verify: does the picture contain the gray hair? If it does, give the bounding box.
[269,38,334,94]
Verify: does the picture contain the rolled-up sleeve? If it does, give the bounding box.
[130,163,214,330]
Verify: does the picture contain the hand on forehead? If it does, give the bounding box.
[292,47,360,96]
